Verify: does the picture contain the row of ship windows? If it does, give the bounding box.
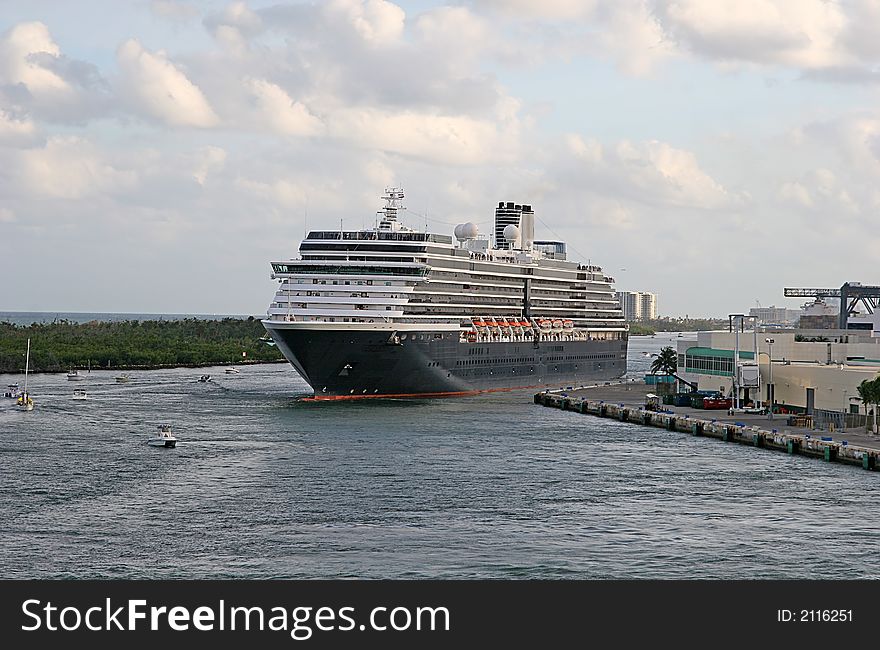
[281,292,404,299]
[454,353,615,366]
[273,265,425,276]
[430,271,602,287]
[274,303,395,310]
[305,231,452,243]
[301,255,425,264]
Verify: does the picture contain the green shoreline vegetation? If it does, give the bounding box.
[0,317,285,374]
[629,317,730,336]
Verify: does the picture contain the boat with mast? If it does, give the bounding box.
[17,338,34,411]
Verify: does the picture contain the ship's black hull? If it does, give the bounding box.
[264,324,627,398]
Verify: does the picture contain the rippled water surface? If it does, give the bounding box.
[2,333,878,578]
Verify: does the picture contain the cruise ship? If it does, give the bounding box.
[262,189,628,398]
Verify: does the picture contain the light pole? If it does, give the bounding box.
[765,337,775,419]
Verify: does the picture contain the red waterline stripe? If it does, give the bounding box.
[300,383,547,401]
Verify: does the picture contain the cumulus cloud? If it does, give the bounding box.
[654,0,850,69]
[0,22,112,124]
[0,22,67,94]
[203,1,263,54]
[562,134,742,210]
[327,0,406,46]
[244,78,323,136]
[116,39,219,127]
[16,136,138,200]
[192,146,227,185]
[0,108,39,146]
[329,107,519,165]
[473,0,598,20]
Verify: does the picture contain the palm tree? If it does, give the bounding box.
[857,377,880,433]
[650,346,677,376]
[857,379,871,422]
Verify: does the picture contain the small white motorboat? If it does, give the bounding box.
[115,374,131,383]
[4,383,21,399]
[148,424,177,448]
[67,369,85,381]
[198,374,211,383]
[72,389,87,400]
[225,367,240,374]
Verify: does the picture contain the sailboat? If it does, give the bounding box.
[17,338,34,411]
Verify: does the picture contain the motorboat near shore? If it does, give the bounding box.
[198,374,211,383]
[72,389,87,400]
[148,424,177,448]
[115,374,131,383]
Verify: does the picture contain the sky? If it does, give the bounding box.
[2,0,880,317]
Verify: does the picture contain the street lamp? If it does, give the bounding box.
[765,337,775,419]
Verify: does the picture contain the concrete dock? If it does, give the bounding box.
[535,381,880,471]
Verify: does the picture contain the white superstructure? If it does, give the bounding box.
[266,189,626,341]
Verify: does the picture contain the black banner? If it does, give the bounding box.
[1,580,874,647]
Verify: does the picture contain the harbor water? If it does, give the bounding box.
[1,332,877,579]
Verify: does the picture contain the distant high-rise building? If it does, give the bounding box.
[616,291,657,321]
[639,292,657,321]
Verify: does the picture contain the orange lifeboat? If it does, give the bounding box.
[538,319,551,331]
[473,318,486,328]
[563,319,574,330]
[552,319,563,329]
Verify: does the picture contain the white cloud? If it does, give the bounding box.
[116,39,219,128]
[597,2,677,75]
[328,0,406,46]
[329,107,519,165]
[474,0,598,20]
[203,1,263,54]
[0,22,67,94]
[0,109,38,146]
[192,146,227,185]
[244,78,323,136]
[779,168,861,216]
[17,136,138,200]
[563,134,741,209]
[778,181,813,208]
[655,0,850,70]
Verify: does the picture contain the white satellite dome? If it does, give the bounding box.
[454,222,479,240]
[503,224,520,242]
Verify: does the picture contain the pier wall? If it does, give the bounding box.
[535,387,879,472]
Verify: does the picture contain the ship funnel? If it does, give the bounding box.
[494,201,534,250]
